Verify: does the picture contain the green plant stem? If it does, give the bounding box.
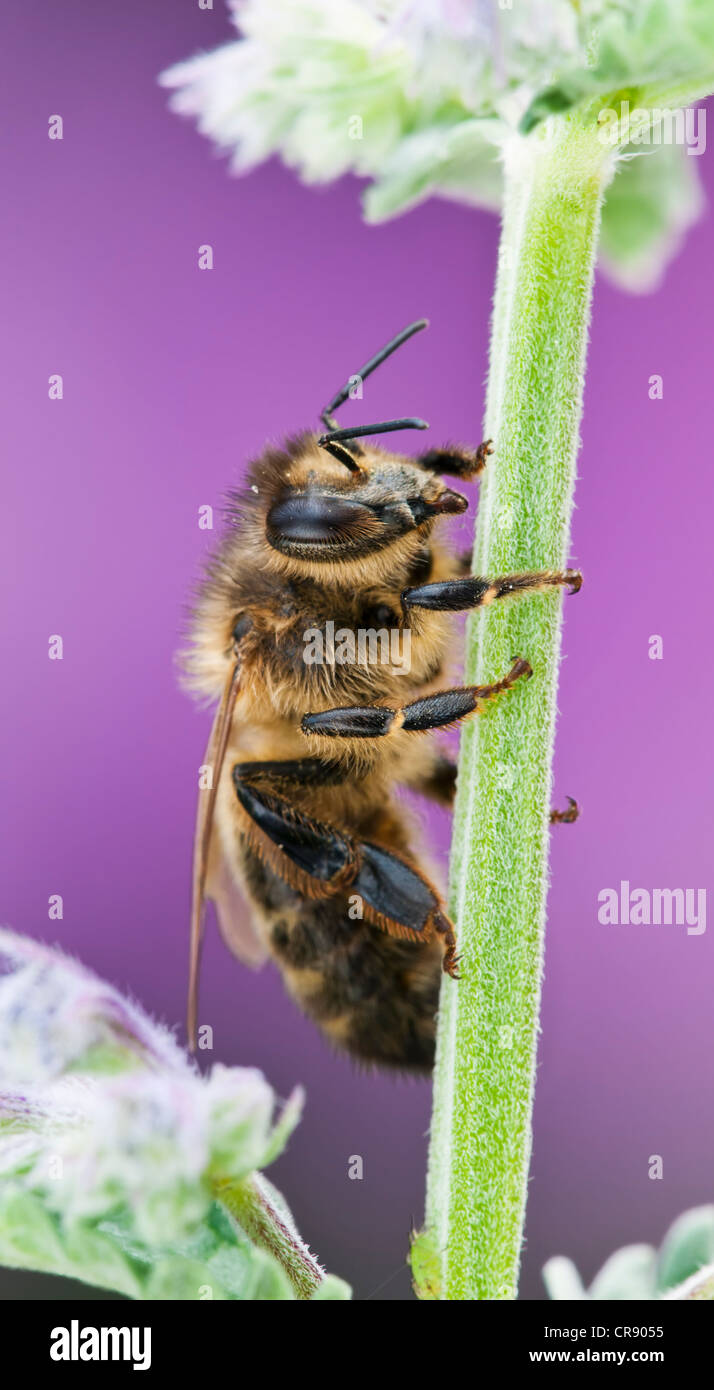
[216,1174,324,1300]
[421,116,615,1301]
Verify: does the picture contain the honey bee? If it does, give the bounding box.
[186,321,580,1071]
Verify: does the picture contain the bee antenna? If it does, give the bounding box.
[318,438,364,473]
[319,418,429,446]
[320,319,429,432]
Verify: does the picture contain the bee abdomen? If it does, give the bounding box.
[269,902,441,1073]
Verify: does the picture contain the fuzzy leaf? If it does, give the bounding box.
[656,1205,714,1291]
[542,1256,588,1301]
[599,142,705,290]
[589,1244,659,1301]
[363,120,503,224]
[0,928,349,1300]
[664,1263,714,1300]
[161,0,714,291]
[309,1274,353,1301]
[520,0,714,132]
[545,1205,714,1301]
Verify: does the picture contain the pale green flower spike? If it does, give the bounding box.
[161,0,713,291]
[544,1206,714,1300]
[160,1,714,1300]
[0,929,350,1300]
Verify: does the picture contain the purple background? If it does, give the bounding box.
[4,3,714,1302]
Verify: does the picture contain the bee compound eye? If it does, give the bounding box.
[266,494,377,549]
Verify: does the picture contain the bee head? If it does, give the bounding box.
[255,432,467,579]
[229,322,479,582]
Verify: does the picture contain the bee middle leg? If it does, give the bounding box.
[408,753,458,806]
[410,754,579,828]
[301,656,532,739]
[231,773,459,976]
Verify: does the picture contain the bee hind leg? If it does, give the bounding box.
[232,773,357,898]
[409,759,579,831]
[350,839,459,978]
[231,773,459,977]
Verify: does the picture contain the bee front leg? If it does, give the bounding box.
[402,568,582,615]
[417,438,493,479]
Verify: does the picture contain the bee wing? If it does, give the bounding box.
[188,661,242,1051]
[205,831,269,971]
